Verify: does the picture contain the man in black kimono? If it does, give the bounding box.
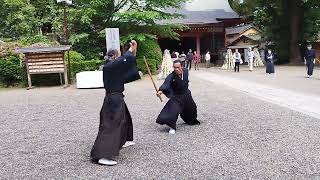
[304,44,317,78]
[156,60,200,134]
[91,40,141,166]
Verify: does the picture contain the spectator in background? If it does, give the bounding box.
[233,49,242,72]
[205,51,211,68]
[304,44,316,78]
[265,49,275,74]
[186,49,193,70]
[193,51,201,71]
[179,51,186,67]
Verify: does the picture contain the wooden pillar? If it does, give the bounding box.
[25,56,33,90]
[63,51,69,87]
[196,35,201,54]
[212,32,215,52]
[27,74,32,89]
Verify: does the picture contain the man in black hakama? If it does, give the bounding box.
[156,60,200,134]
[91,40,141,166]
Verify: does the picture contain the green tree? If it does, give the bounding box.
[0,0,38,39]
[67,0,187,58]
[229,0,320,64]
[0,0,187,57]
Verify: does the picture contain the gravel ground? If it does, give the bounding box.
[1,72,320,179]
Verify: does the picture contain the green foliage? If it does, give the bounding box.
[69,60,104,80]
[66,0,187,59]
[302,1,320,42]
[137,58,157,75]
[65,51,85,62]
[136,38,163,68]
[0,0,38,39]
[0,54,26,87]
[0,0,188,63]
[18,35,55,47]
[0,42,21,57]
[228,0,259,21]
[230,0,320,63]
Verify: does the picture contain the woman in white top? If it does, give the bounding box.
[205,51,211,68]
[158,49,174,80]
[248,47,254,72]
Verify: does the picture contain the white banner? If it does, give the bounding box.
[106,28,120,52]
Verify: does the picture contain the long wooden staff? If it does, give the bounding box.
[144,56,163,102]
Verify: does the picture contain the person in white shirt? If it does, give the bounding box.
[247,47,254,72]
[205,51,211,68]
[233,49,242,72]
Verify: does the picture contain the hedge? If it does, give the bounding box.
[70,58,157,81]
[0,52,157,87]
[65,51,85,62]
[0,54,26,87]
[69,60,104,81]
[136,38,162,69]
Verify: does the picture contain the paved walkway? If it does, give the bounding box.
[194,69,320,120]
[204,66,320,95]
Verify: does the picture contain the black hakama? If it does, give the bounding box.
[266,61,275,74]
[305,49,316,76]
[156,69,200,130]
[91,93,133,160]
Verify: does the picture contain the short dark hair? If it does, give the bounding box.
[173,60,182,65]
[107,49,117,57]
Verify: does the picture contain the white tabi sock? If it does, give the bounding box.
[98,158,117,166]
[169,128,176,134]
[122,141,135,148]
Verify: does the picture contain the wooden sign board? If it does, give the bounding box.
[16,46,71,89]
[26,52,65,74]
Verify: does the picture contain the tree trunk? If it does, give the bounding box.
[289,0,303,64]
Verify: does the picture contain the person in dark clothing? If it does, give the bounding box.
[186,49,193,70]
[91,40,141,166]
[265,49,275,74]
[156,60,200,134]
[304,44,317,78]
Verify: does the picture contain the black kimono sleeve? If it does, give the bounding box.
[110,51,141,84]
[159,73,174,98]
[121,51,141,84]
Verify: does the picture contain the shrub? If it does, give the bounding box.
[136,38,162,68]
[18,35,58,47]
[69,60,104,81]
[0,54,26,87]
[0,41,21,57]
[65,51,85,62]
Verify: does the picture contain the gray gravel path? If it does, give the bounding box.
[1,73,320,179]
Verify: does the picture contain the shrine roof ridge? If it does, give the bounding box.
[158,9,239,25]
[16,45,72,54]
